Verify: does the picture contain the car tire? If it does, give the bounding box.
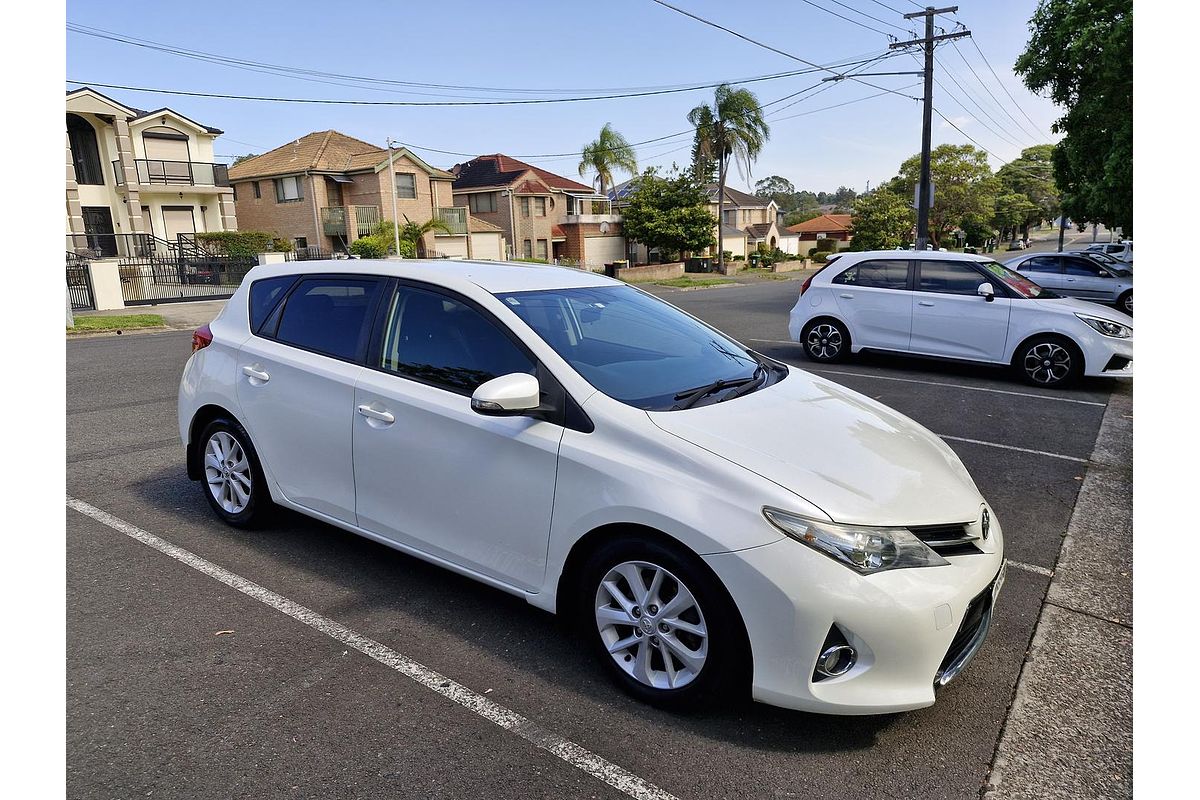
[1013,335,1082,389]
[801,318,850,363]
[578,535,748,710]
[197,417,272,528]
[1117,291,1132,316]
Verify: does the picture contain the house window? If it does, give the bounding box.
[274,176,304,202]
[520,197,532,217]
[468,192,496,213]
[535,197,547,217]
[254,181,262,199]
[66,114,104,186]
[536,239,548,261]
[395,172,416,199]
[294,237,308,249]
[523,239,533,259]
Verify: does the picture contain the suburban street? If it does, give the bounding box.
[66,278,1132,799]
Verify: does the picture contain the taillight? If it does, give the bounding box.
[192,323,213,352]
[800,274,815,295]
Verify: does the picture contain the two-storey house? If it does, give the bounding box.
[704,185,801,258]
[450,154,624,268]
[66,86,237,257]
[228,131,503,259]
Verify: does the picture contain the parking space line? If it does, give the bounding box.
[936,434,1088,463]
[66,496,678,800]
[1005,559,1054,578]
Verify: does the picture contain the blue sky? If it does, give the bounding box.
[65,0,1060,193]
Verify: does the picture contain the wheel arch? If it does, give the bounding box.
[1009,331,1086,373]
[186,404,242,481]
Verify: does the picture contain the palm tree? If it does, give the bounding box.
[578,123,638,197]
[400,215,453,258]
[688,84,770,273]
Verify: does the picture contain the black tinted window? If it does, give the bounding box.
[380,287,534,394]
[1064,257,1106,277]
[1022,256,1061,273]
[832,259,909,289]
[275,277,382,360]
[249,275,297,333]
[917,261,988,295]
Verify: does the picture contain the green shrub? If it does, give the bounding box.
[196,231,292,256]
[812,251,830,263]
[349,237,388,259]
[815,238,838,252]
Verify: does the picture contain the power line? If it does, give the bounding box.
[822,0,911,33]
[771,82,923,122]
[931,106,1053,181]
[967,36,1045,137]
[948,40,1041,142]
[865,0,907,14]
[925,53,1032,150]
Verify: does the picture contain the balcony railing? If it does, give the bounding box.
[112,159,231,188]
[355,206,380,237]
[321,207,347,236]
[322,206,381,238]
[435,206,468,235]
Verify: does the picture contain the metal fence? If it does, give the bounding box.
[286,246,346,261]
[66,252,96,311]
[117,254,256,305]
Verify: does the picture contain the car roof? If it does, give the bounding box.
[244,258,619,294]
[835,249,992,264]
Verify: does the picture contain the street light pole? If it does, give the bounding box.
[386,138,401,258]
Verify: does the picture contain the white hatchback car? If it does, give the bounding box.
[180,259,1005,715]
[789,250,1133,387]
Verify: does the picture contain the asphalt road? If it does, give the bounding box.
[66,280,1121,800]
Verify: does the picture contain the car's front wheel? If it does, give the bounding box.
[1117,290,1132,315]
[579,536,747,709]
[801,318,850,363]
[1014,336,1082,388]
[198,417,271,527]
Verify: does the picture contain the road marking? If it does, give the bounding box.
[936,434,1088,463]
[745,342,1106,407]
[65,496,678,800]
[1005,559,1054,578]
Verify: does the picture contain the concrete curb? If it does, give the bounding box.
[984,383,1132,799]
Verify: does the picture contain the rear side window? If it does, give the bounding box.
[917,261,989,295]
[832,259,909,289]
[248,276,297,333]
[274,277,383,361]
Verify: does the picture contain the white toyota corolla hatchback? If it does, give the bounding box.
[179,259,1005,715]
[789,250,1133,387]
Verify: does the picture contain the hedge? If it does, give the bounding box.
[196,231,292,257]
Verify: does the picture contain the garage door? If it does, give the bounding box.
[583,236,626,269]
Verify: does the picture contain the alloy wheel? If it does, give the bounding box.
[1122,293,1133,315]
[1023,342,1072,385]
[806,323,843,360]
[594,561,709,690]
[204,431,252,514]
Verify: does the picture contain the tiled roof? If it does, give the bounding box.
[468,216,503,233]
[550,224,567,239]
[745,222,775,238]
[720,224,748,238]
[226,131,455,182]
[705,184,768,208]
[67,87,223,133]
[788,214,853,234]
[514,179,550,195]
[452,154,593,193]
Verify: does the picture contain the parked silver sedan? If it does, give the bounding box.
[1003,252,1133,315]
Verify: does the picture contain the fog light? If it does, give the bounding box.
[815,644,857,678]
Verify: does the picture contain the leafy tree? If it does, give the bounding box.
[782,209,822,228]
[400,215,453,258]
[578,123,638,196]
[1015,0,1131,233]
[688,84,770,271]
[231,153,258,165]
[890,144,1000,247]
[992,193,1041,240]
[997,144,1059,232]
[848,191,915,251]
[754,175,795,197]
[620,169,716,261]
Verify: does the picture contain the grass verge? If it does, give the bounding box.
[68,314,166,333]
[650,277,736,288]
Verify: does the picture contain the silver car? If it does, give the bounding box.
[1004,252,1133,315]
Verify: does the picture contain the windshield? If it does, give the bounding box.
[979,260,1057,299]
[496,285,774,410]
[1084,252,1132,276]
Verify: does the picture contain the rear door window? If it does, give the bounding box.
[1064,257,1107,277]
[273,276,385,361]
[831,259,910,289]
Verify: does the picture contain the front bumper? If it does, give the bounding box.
[1079,327,1133,378]
[704,519,1004,715]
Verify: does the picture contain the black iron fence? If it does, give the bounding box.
[66,252,96,311]
[286,246,346,261]
[111,159,230,187]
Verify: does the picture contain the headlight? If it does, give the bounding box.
[1075,313,1131,338]
[763,507,949,574]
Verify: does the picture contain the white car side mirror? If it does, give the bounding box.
[977,282,995,302]
[471,373,541,416]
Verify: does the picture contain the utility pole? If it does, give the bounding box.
[386,138,402,258]
[890,7,970,250]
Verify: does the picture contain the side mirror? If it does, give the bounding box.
[471,373,541,416]
[977,282,995,302]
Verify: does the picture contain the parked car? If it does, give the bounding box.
[1084,241,1132,263]
[1004,252,1133,315]
[790,250,1133,387]
[180,258,1007,715]
[1066,249,1132,275]
[1006,240,1027,251]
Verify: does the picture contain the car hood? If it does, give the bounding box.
[647,369,983,527]
[1035,294,1133,321]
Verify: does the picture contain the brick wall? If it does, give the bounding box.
[232,174,324,247]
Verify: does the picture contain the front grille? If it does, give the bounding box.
[934,572,999,687]
[1104,354,1132,371]
[911,523,982,556]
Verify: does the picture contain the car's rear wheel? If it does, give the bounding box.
[1118,290,1132,315]
[801,318,850,363]
[1014,336,1082,388]
[198,417,271,527]
[579,536,747,709]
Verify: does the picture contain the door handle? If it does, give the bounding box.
[918,300,935,307]
[242,365,270,382]
[357,404,395,424]
[839,293,854,299]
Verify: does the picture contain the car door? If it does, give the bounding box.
[237,274,386,524]
[352,282,563,591]
[909,260,1012,363]
[1062,255,1116,301]
[829,258,914,351]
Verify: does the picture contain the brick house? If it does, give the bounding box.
[450,154,625,269]
[228,131,496,258]
[66,86,237,257]
[787,213,853,255]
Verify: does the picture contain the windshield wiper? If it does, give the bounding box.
[718,366,768,402]
[672,366,764,410]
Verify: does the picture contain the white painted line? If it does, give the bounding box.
[1005,559,1054,578]
[66,496,678,800]
[936,434,1088,463]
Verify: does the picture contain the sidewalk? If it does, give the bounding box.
[76,299,227,331]
[986,383,1132,799]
